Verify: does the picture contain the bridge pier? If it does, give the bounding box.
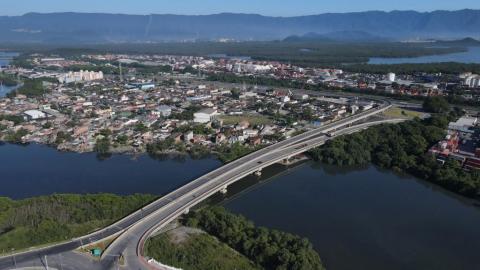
[254,170,262,177]
[220,185,228,194]
[286,156,294,164]
[184,208,190,214]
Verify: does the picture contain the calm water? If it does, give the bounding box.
[0,52,18,97]
[0,51,17,67]
[224,162,480,270]
[369,46,480,64]
[1,144,480,270]
[0,143,221,199]
[0,85,17,97]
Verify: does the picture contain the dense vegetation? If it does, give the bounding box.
[309,112,480,197]
[0,114,24,125]
[215,143,257,163]
[183,207,324,270]
[6,78,52,98]
[0,194,156,252]
[147,139,256,163]
[2,128,29,144]
[146,232,260,270]
[9,42,463,66]
[0,72,17,86]
[423,96,451,113]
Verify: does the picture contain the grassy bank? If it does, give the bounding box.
[146,227,260,270]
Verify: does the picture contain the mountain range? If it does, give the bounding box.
[0,9,480,43]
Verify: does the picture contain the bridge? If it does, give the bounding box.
[0,100,404,270]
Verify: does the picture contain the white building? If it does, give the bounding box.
[464,74,480,88]
[184,131,194,142]
[448,117,478,133]
[58,70,104,84]
[23,110,47,120]
[156,105,172,117]
[194,108,217,123]
[387,72,396,82]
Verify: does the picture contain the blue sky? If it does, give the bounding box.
[3,0,480,16]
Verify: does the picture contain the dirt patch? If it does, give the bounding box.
[168,226,204,245]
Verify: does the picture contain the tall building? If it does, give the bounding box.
[58,70,104,84]
[464,74,480,88]
[387,72,396,82]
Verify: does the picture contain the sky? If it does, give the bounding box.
[2,0,480,16]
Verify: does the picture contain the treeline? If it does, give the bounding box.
[147,139,256,164]
[6,78,56,98]
[183,207,324,270]
[309,112,480,197]
[9,41,462,66]
[0,193,156,251]
[0,72,17,86]
[121,62,172,75]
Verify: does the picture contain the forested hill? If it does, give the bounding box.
[1,9,480,43]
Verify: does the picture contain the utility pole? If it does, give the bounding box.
[11,249,17,269]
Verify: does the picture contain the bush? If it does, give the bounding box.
[184,207,325,270]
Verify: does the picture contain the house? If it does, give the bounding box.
[215,133,226,144]
[249,136,262,146]
[23,110,47,121]
[184,131,194,143]
[448,117,478,133]
[156,105,172,117]
[243,129,258,137]
[194,108,217,123]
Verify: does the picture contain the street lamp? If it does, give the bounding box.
[11,248,16,269]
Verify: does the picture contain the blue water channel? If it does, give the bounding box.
[369,46,480,64]
[0,142,480,270]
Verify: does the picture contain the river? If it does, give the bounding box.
[1,143,480,270]
[0,143,221,199]
[223,162,480,270]
[369,46,480,64]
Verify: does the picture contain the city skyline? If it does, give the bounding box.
[2,0,480,16]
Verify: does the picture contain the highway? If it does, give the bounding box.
[0,100,396,270]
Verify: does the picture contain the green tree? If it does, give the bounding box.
[423,96,451,113]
